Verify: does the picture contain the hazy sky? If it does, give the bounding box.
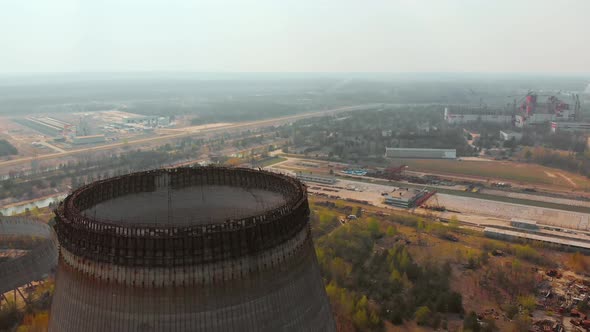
[1,0,589,74]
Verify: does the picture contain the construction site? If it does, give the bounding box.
[266,157,590,331]
[49,167,335,331]
[269,156,590,253]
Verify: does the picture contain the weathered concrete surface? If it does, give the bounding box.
[49,236,335,332]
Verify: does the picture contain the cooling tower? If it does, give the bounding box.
[49,167,335,331]
[0,216,58,295]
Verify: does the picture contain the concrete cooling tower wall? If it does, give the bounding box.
[49,167,335,332]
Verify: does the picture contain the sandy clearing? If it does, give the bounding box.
[544,171,557,178]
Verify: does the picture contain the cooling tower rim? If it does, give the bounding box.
[54,167,311,267]
[56,166,307,235]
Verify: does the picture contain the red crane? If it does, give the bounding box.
[384,164,406,180]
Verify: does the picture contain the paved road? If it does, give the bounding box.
[0,104,378,170]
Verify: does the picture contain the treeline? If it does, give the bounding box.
[188,101,306,125]
[282,106,475,164]
[0,139,17,156]
[0,149,175,201]
[1,127,279,203]
[521,147,590,177]
[0,138,204,202]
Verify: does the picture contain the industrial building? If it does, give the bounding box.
[124,115,170,127]
[444,107,513,125]
[384,188,432,209]
[500,130,523,141]
[445,93,581,128]
[50,167,335,332]
[18,116,74,137]
[385,147,456,159]
[514,113,559,127]
[510,218,539,230]
[296,172,337,184]
[72,134,105,145]
[484,227,590,253]
[551,121,590,133]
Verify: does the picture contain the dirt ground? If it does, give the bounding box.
[436,193,590,232]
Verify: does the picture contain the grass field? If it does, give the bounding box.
[257,156,287,167]
[400,159,590,190]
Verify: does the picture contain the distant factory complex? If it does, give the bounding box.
[16,110,172,147]
[444,92,583,130]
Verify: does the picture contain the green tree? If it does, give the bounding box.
[355,207,363,218]
[447,292,463,313]
[353,309,368,329]
[479,250,489,266]
[331,257,352,282]
[386,226,397,236]
[367,219,380,237]
[356,295,368,311]
[415,306,431,326]
[518,295,536,312]
[390,268,402,282]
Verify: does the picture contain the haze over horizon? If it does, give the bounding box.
[1,0,589,74]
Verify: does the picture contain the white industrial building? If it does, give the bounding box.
[499,131,523,141]
[384,188,431,209]
[514,113,559,128]
[445,107,575,128]
[551,122,590,133]
[295,172,336,184]
[385,148,456,159]
[444,108,513,125]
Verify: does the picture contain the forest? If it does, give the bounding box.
[305,197,582,331]
[311,202,464,331]
[0,139,17,156]
[280,105,475,164]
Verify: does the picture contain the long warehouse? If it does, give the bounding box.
[385,148,456,159]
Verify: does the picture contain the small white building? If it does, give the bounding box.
[295,172,336,184]
[499,130,523,141]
